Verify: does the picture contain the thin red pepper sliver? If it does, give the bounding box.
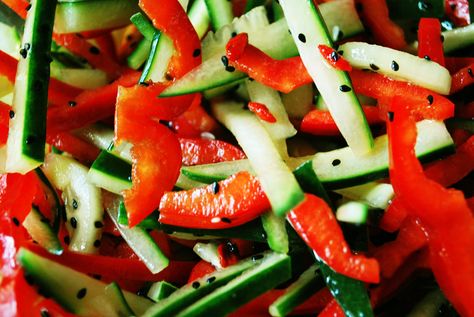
[179,138,245,166]
[288,194,380,284]
[318,298,345,317]
[46,132,101,164]
[388,96,474,317]
[417,18,445,66]
[317,44,352,72]
[450,62,474,94]
[247,102,277,123]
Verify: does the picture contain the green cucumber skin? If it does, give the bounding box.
[130,12,156,41]
[18,0,56,163]
[204,0,233,30]
[22,207,63,255]
[90,150,132,183]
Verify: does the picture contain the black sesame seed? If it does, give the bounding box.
[468,68,473,78]
[450,3,456,10]
[332,159,341,166]
[330,51,339,62]
[225,66,235,72]
[339,85,351,92]
[92,274,102,280]
[94,221,104,228]
[221,55,229,67]
[72,199,78,209]
[387,111,395,122]
[221,217,231,223]
[40,308,50,317]
[248,77,254,81]
[12,217,20,226]
[193,48,201,57]
[24,272,34,285]
[440,35,444,42]
[126,34,133,41]
[336,30,344,41]
[427,95,434,105]
[252,254,264,261]
[76,288,87,299]
[369,63,379,71]
[165,73,174,81]
[24,43,31,51]
[64,235,70,245]
[40,217,49,224]
[355,2,363,11]
[25,135,36,145]
[298,33,306,43]
[192,282,200,289]
[89,46,100,55]
[26,4,31,11]
[206,276,216,284]
[424,55,431,61]
[231,32,237,38]
[211,182,220,194]
[337,50,344,56]
[391,60,399,71]
[225,241,238,255]
[19,48,27,59]
[9,110,14,119]
[93,240,101,248]
[139,81,150,87]
[70,217,77,229]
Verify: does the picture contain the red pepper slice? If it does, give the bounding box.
[379,198,409,233]
[317,45,352,72]
[0,101,11,145]
[46,132,100,164]
[0,173,38,223]
[445,57,474,73]
[247,102,276,123]
[450,62,474,94]
[288,194,380,284]
[318,298,345,317]
[301,106,382,136]
[417,18,445,66]
[217,242,240,268]
[187,260,216,283]
[159,171,270,229]
[171,94,219,137]
[179,138,245,166]
[355,0,407,50]
[387,96,474,317]
[47,70,140,133]
[118,25,143,61]
[139,0,201,79]
[445,0,471,26]
[226,33,311,93]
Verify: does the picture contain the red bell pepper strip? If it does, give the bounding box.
[179,138,246,166]
[226,33,311,93]
[445,57,474,73]
[288,194,380,284]
[247,102,277,123]
[46,132,101,164]
[318,298,345,317]
[445,0,471,26]
[139,0,201,79]
[187,260,216,283]
[374,217,427,279]
[379,198,409,233]
[450,62,474,94]
[47,70,140,133]
[0,173,37,223]
[217,242,240,268]
[117,25,143,61]
[92,33,118,63]
[354,0,407,50]
[159,171,270,229]
[417,18,445,66]
[387,96,474,317]
[317,45,352,72]
[300,106,382,136]
[0,101,11,145]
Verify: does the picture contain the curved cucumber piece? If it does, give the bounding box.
[261,212,289,254]
[204,0,233,30]
[22,207,63,255]
[35,168,63,233]
[6,0,56,174]
[148,281,178,302]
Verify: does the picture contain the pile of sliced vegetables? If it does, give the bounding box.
[0,0,473,316]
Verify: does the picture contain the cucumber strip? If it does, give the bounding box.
[0,21,20,59]
[406,289,447,317]
[142,251,276,317]
[88,150,132,195]
[73,124,114,151]
[205,0,234,30]
[408,23,474,54]
[103,193,169,274]
[193,242,222,268]
[127,38,152,70]
[43,154,103,254]
[281,84,315,119]
[339,42,451,95]
[35,168,63,233]
[188,0,211,39]
[317,0,364,41]
[272,1,284,21]
[261,212,289,254]
[148,281,178,302]
[315,94,329,110]
[176,252,291,317]
[130,12,156,41]
[335,182,394,210]
[6,0,56,174]
[279,0,373,155]
[269,264,325,317]
[245,78,297,146]
[386,0,445,19]
[0,75,13,99]
[212,101,304,216]
[293,160,334,209]
[17,248,153,316]
[101,282,135,317]
[50,67,109,90]
[336,201,369,224]
[22,207,63,255]
[312,120,453,189]
[54,0,139,34]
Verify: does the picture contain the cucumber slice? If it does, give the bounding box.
[335,182,394,210]
[188,0,211,39]
[50,67,109,90]
[176,252,291,317]
[269,264,325,317]
[103,193,169,274]
[98,282,135,317]
[407,289,447,317]
[127,38,152,70]
[205,0,233,30]
[43,154,103,254]
[6,0,56,174]
[280,0,373,155]
[88,150,132,195]
[339,42,451,95]
[148,281,178,302]
[281,84,314,119]
[17,248,153,316]
[336,201,369,224]
[318,0,364,41]
[142,251,277,317]
[193,242,222,268]
[54,0,139,34]
[0,21,20,59]
[212,101,304,216]
[22,207,63,255]
[73,124,114,151]
[261,212,289,254]
[130,12,156,41]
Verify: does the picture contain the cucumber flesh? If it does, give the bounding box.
[22,207,63,255]
[261,212,289,254]
[148,281,178,302]
[336,201,369,224]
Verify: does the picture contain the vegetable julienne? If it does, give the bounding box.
[0,0,472,316]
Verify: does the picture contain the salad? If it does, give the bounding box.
[0,0,473,316]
